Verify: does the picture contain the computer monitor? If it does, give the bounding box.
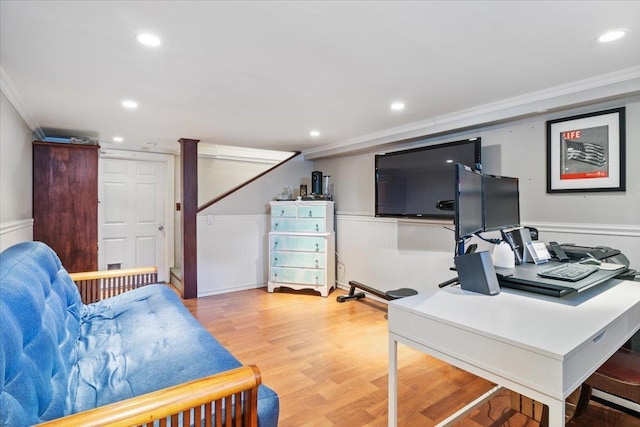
[483,174,520,232]
[454,164,483,243]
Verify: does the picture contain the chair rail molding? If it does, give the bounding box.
[0,218,34,252]
[529,221,640,238]
[0,218,33,235]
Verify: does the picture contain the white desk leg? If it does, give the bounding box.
[389,336,398,427]
[546,398,565,427]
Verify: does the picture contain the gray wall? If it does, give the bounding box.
[198,157,280,206]
[200,154,315,216]
[0,90,34,251]
[0,91,32,223]
[313,97,639,293]
[315,98,639,225]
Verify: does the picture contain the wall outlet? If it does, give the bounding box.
[207,215,214,225]
[337,262,345,281]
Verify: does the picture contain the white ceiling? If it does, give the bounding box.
[1,1,639,154]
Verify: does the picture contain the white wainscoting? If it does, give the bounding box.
[197,214,269,297]
[335,215,458,294]
[194,213,639,298]
[335,215,640,296]
[0,219,33,252]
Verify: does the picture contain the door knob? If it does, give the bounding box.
[158,225,164,231]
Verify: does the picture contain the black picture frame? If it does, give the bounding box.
[546,107,625,193]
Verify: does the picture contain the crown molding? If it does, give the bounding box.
[100,142,179,156]
[198,144,293,163]
[303,66,640,159]
[0,67,45,140]
[94,142,293,162]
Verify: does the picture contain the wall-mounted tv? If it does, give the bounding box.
[375,138,481,219]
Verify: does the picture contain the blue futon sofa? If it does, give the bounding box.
[0,241,279,426]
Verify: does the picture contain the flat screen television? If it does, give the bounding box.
[375,138,481,219]
[454,163,483,242]
[483,174,520,232]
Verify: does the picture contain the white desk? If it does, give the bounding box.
[388,279,640,427]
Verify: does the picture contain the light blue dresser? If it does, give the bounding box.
[268,201,335,297]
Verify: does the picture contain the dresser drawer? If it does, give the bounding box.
[271,204,297,218]
[271,235,325,252]
[271,251,325,269]
[298,205,326,219]
[271,218,327,233]
[270,267,325,286]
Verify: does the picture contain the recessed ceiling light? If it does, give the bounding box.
[136,33,162,47]
[390,102,405,111]
[446,159,453,163]
[113,136,124,142]
[122,100,138,109]
[598,29,627,43]
[309,130,320,137]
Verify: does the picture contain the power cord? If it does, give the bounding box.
[473,232,502,245]
[335,251,346,288]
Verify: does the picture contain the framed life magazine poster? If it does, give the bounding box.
[546,107,625,193]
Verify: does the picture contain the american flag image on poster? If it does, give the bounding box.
[560,125,609,180]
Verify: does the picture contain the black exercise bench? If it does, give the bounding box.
[336,280,417,303]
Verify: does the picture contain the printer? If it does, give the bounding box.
[552,243,635,280]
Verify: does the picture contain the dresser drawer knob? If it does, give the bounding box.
[308,210,312,217]
[281,209,285,216]
[315,224,319,232]
[315,243,319,251]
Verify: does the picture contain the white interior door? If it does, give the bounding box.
[99,157,168,281]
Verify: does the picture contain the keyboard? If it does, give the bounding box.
[537,263,599,282]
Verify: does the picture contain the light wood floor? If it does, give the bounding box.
[182,287,639,427]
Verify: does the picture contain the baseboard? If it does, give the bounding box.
[198,283,268,298]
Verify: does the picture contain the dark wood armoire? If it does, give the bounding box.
[33,141,99,273]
